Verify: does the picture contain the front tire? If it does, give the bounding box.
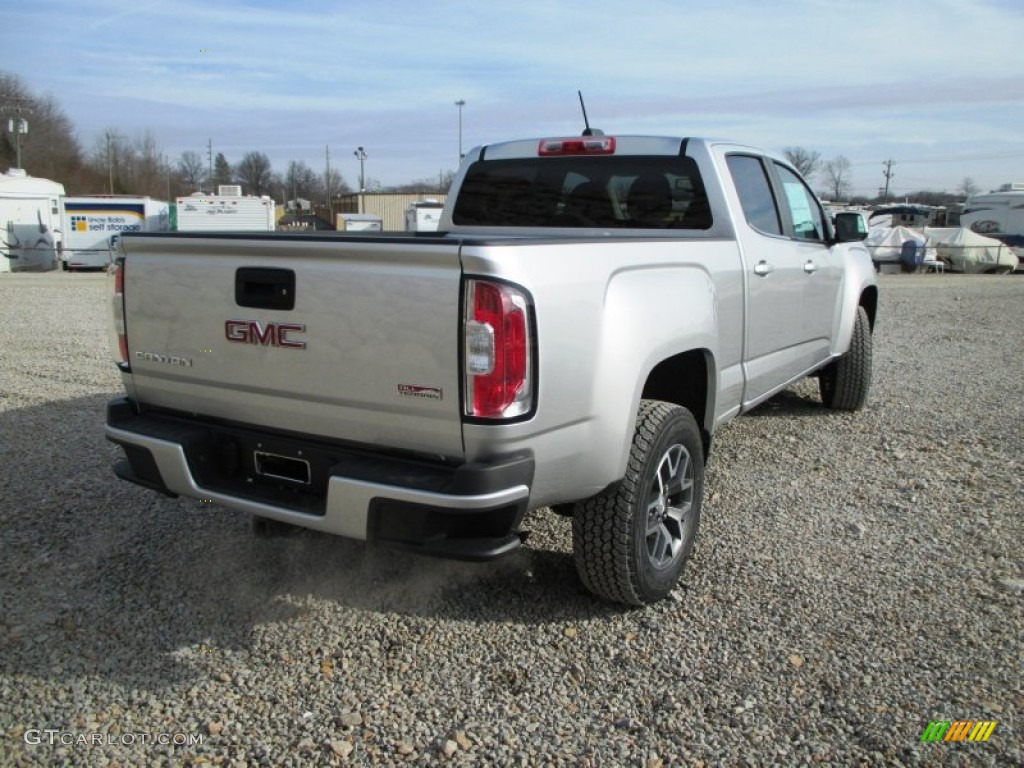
[572,400,704,606]
[820,305,873,411]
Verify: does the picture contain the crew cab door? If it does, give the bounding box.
[771,162,843,363]
[722,152,841,404]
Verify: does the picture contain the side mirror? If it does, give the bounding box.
[834,211,868,242]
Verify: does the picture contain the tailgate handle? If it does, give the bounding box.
[236,267,295,310]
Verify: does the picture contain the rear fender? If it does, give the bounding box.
[592,265,718,482]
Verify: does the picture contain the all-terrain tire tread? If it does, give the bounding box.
[821,305,872,411]
[572,401,692,606]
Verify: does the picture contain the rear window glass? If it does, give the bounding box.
[452,156,712,229]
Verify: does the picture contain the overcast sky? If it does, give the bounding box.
[5,0,1024,196]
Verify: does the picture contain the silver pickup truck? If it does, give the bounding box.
[105,134,877,605]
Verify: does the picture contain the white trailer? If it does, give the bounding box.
[404,200,445,232]
[0,169,64,273]
[335,213,382,231]
[63,196,169,270]
[961,183,1024,261]
[175,189,276,232]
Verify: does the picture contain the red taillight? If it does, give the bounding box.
[464,280,533,419]
[538,136,616,156]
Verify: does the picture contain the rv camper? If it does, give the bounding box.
[175,187,276,232]
[960,183,1024,263]
[404,200,445,232]
[62,196,169,270]
[0,169,64,273]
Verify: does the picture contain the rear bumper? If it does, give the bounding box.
[105,398,534,560]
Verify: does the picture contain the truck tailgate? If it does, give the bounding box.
[121,234,466,459]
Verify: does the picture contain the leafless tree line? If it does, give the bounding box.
[1,72,453,203]
[1,72,978,206]
[783,146,979,205]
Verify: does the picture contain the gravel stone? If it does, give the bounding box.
[0,272,1021,767]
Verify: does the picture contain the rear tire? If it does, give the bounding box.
[572,400,703,606]
[820,305,872,411]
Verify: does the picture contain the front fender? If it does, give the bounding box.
[832,242,878,356]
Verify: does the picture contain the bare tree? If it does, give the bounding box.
[178,151,205,192]
[386,171,456,194]
[0,71,92,187]
[89,129,128,194]
[324,167,350,203]
[282,160,323,206]
[235,151,272,196]
[822,155,852,201]
[127,130,162,195]
[957,177,979,200]
[83,129,174,198]
[783,146,822,181]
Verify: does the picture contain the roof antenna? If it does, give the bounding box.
[578,91,603,136]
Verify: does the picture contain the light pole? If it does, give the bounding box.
[353,146,367,214]
[454,100,465,163]
[353,146,367,192]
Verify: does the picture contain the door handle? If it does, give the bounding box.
[803,260,817,274]
[753,261,774,276]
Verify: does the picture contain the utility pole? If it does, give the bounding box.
[325,145,331,214]
[881,159,895,203]
[163,153,171,200]
[1,96,33,169]
[454,99,465,163]
[105,130,122,194]
[207,138,214,191]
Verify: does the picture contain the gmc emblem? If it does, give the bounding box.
[225,320,306,349]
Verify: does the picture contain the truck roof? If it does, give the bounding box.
[468,135,770,162]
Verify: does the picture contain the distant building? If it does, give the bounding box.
[335,192,448,231]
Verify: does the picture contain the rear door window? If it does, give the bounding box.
[726,155,783,235]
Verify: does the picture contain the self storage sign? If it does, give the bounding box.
[69,210,144,233]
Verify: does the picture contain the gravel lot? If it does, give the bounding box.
[0,271,1021,767]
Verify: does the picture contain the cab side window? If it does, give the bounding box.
[726,155,782,236]
[775,164,826,241]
